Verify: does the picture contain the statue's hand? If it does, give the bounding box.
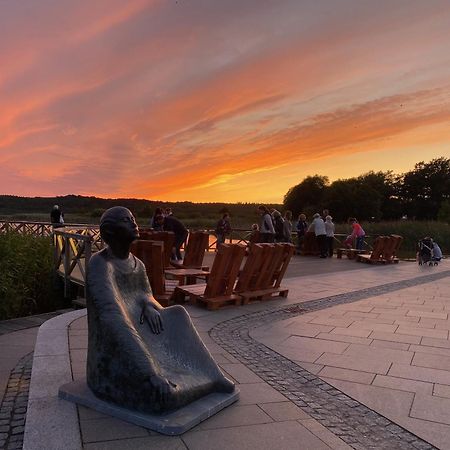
[142,305,163,334]
[149,374,177,405]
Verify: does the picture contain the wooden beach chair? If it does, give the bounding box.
[138,231,175,269]
[356,236,389,264]
[301,231,320,256]
[170,231,209,270]
[172,243,246,310]
[235,243,295,303]
[382,234,403,263]
[130,240,176,306]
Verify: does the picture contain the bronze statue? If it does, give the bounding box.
[86,206,234,414]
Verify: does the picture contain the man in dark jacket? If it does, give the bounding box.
[154,215,188,261]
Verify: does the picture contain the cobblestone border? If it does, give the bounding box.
[0,352,33,450]
[210,270,450,450]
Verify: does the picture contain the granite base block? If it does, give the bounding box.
[59,381,239,435]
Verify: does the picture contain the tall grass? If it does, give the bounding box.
[0,233,66,320]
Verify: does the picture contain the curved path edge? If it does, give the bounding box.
[23,309,86,450]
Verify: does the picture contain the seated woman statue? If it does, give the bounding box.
[86,206,234,414]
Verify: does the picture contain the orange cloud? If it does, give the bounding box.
[1,1,450,202]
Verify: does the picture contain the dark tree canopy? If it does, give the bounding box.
[398,157,450,220]
[283,157,450,222]
[283,175,329,217]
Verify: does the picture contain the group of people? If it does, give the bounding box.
[257,206,294,243]
[294,209,366,259]
[216,206,366,260]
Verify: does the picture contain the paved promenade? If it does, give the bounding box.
[64,260,449,449]
[2,258,450,449]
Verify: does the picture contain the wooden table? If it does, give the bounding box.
[165,268,210,286]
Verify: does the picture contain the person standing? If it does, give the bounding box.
[272,210,286,242]
[308,213,327,258]
[258,205,275,243]
[215,213,231,247]
[50,205,64,228]
[296,213,308,253]
[154,214,188,261]
[325,215,335,257]
[283,211,293,243]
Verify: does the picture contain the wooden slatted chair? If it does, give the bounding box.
[138,231,175,269]
[382,234,403,263]
[172,243,246,310]
[302,231,320,255]
[236,243,295,303]
[130,240,176,306]
[357,236,389,264]
[170,231,209,270]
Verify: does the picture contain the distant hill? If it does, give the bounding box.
[0,195,282,229]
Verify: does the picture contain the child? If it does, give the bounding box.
[348,218,365,250]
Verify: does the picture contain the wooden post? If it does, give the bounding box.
[83,236,92,299]
[64,236,70,298]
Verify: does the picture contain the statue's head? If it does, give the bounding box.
[100,207,139,247]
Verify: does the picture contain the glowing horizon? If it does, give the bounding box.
[1,0,450,203]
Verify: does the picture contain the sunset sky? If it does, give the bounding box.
[1,0,449,203]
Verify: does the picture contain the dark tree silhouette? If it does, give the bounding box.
[283,175,329,217]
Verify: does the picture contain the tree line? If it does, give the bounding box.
[283,157,450,223]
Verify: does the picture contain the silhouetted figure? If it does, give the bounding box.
[50,205,64,228]
[154,214,188,260]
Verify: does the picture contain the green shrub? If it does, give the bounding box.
[0,233,66,320]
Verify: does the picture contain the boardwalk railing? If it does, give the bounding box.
[53,227,103,298]
[1,220,375,299]
[0,220,54,236]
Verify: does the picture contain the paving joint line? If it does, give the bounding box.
[210,270,450,449]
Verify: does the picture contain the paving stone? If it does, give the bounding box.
[80,417,149,443]
[182,420,331,450]
[433,384,450,399]
[410,393,450,425]
[396,326,448,340]
[372,375,433,395]
[370,331,421,345]
[370,339,410,351]
[259,401,310,421]
[421,337,450,349]
[219,363,263,384]
[344,343,414,364]
[235,382,286,405]
[389,363,450,385]
[318,367,376,384]
[197,404,273,430]
[84,436,186,450]
[315,352,391,374]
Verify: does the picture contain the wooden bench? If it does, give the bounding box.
[172,243,246,310]
[138,231,175,269]
[130,240,177,306]
[170,231,209,270]
[301,231,320,255]
[336,248,368,259]
[235,243,295,303]
[357,235,402,264]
